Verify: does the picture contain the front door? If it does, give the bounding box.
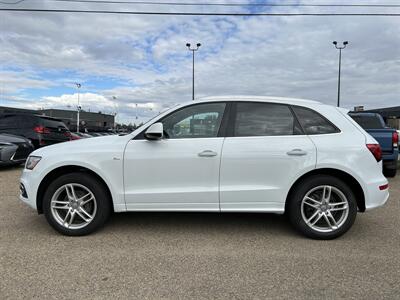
[124,102,227,211]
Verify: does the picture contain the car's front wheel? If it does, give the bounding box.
[287,175,357,239]
[43,172,111,236]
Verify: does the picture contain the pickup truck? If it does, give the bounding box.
[349,112,399,177]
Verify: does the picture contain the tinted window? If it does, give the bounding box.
[0,115,25,129]
[349,114,384,129]
[234,102,301,136]
[0,115,14,129]
[39,117,68,129]
[161,103,226,139]
[292,106,339,135]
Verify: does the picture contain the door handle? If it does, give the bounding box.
[198,150,218,157]
[287,149,308,156]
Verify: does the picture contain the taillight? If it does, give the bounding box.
[33,126,50,134]
[379,183,389,190]
[67,132,78,140]
[366,144,382,162]
[393,131,398,148]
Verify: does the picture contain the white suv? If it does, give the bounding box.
[20,96,389,239]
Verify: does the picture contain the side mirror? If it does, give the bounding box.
[145,122,163,140]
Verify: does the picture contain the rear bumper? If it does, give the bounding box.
[364,178,390,211]
[382,148,399,165]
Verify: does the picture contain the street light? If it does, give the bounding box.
[186,42,201,100]
[112,96,117,131]
[332,41,349,107]
[75,83,81,133]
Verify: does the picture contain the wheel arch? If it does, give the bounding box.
[285,168,366,213]
[36,165,114,214]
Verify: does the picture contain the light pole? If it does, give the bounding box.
[186,42,201,100]
[112,96,117,131]
[332,41,349,107]
[75,83,81,132]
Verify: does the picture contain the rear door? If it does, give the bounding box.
[219,102,316,212]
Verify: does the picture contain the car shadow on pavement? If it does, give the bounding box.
[0,164,24,171]
[106,211,297,237]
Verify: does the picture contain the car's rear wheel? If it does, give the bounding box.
[287,175,357,239]
[383,164,397,178]
[43,172,111,236]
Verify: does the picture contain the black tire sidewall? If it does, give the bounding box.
[43,172,111,236]
[288,175,357,240]
[383,167,397,178]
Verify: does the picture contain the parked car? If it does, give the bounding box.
[349,112,398,177]
[75,132,92,138]
[20,96,388,239]
[69,133,81,140]
[89,133,103,137]
[0,133,34,166]
[0,114,72,149]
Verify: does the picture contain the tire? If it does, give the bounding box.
[287,175,357,240]
[383,166,397,178]
[43,172,111,236]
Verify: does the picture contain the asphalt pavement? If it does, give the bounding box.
[0,166,399,299]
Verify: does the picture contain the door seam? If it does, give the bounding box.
[218,137,226,212]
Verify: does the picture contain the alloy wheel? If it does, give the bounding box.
[50,183,97,230]
[301,185,349,233]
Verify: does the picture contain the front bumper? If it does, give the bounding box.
[19,171,38,210]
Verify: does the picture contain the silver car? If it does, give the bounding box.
[0,134,34,166]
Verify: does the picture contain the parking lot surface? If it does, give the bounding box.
[1,166,399,299]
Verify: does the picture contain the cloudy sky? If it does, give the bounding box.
[1,0,399,124]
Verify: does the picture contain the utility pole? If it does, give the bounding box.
[112,96,117,132]
[75,83,81,132]
[186,43,201,100]
[332,41,349,107]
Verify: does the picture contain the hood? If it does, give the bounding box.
[0,133,31,144]
[31,135,125,157]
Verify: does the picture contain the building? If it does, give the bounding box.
[0,106,36,115]
[41,109,115,132]
[0,106,115,132]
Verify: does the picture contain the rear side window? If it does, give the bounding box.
[0,115,28,129]
[349,114,384,129]
[39,117,68,129]
[234,102,302,136]
[292,106,339,135]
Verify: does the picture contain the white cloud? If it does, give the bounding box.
[1,1,400,124]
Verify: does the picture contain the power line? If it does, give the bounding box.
[1,8,400,16]
[32,0,400,8]
[0,0,25,4]
[1,0,400,7]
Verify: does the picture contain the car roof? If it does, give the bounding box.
[196,95,321,106]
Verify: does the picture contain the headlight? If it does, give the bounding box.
[25,156,41,170]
